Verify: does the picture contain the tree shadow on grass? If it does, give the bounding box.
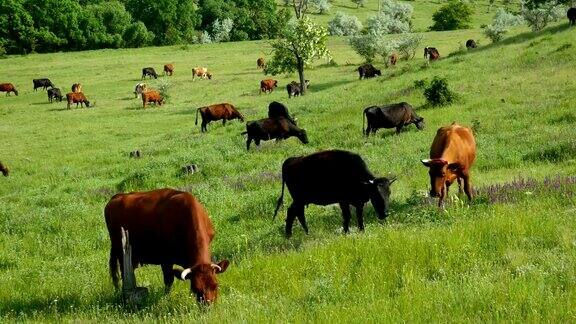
[309,79,354,93]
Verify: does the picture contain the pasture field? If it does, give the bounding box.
[1,20,576,321]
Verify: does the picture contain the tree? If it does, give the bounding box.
[265,17,331,95]
[484,8,523,43]
[311,0,331,14]
[522,2,565,31]
[0,0,39,54]
[123,21,154,47]
[328,12,363,36]
[430,0,473,31]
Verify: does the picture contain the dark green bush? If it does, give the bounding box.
[423,77,456,106]
[429,1,473,31]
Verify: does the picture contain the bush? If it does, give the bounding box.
[328,12,363,36]
[396,33,422,59]
[522,4,565,31]
[484,9,523,43]
[349,30,399,63]
[211,18,234,43]
[123,22,154,48]
[380,0,413,24]
[352,0,367,7]
[198,31,212,44]
[423,77,456,106]
[430,1,473,31]
[366,12,411,34]
[311,0,331,14]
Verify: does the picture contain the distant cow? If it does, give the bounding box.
[274,150,396,236]
[142,90,163,108]
[260,79,278,93]
[286,80,310,98]
[268,101,296,125]
[424,47,440,60]
[71,83,82,93]
[242,117,308,150]
[358,64,381,79]
[66,92,90,109]
[0,83,18,96]
[105,188,230,304]
[421,123,476,208]
[257,57,266,69]
[363,102,424,136]
[33,78,54,91]
[568,8,576,26]
[389,53,398,66]
[47,88,63,103]
[134,83,147,98]
[164,64,174,76]
[195,103,244,132]
[466,39,477,49]
[142,67,158,79]
[0,162,9,177]
[192,67,212,80]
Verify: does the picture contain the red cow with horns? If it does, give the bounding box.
[105,188,230,304]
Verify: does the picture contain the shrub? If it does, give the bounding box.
[522,4,565,31]
[413,79,428,89]
[423,77,456,106]
[156,79,172,103]
[352,0,367,8]
[123,21,154,48]
[430,1,473,31]
[380,0,413,24]
[311,0,331,14]
[198,31,212,44]
[484,9,524,43]
[328,12,363,36]
[396,33,422,59]
[349,30,398,63]
[366,12,411,34]
[211,18,234,43]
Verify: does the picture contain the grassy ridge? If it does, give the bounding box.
[1,20,575,321]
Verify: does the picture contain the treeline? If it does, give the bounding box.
[0,0,290,54]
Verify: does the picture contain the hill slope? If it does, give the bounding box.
[0,22,575,321]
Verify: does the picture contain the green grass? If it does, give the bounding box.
[1,18,576,321]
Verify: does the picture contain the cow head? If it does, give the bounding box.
[273,80,278,88]
[84,100,90,107]
[413,116,425,130]
[207,73,213,80]
[364,177,395,219]
[0,163,9,177]
[13,89,18,96]
[375,69,382,76]
[421,158,461,197]
[297,129,309,144]
[175,260,230,304]
[424,47,429,58]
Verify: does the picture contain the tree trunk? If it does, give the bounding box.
[297,58,306,95]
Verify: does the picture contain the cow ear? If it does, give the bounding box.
[215,260,230,274]
[421,159,433,167]
[447,163,461,172]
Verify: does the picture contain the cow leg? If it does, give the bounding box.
[462,173,473,203]
[296,210,309,235]
[255,139,261,147]
[285,203,300,237]
[109,247,120,290]
[201,121,207,132]
[457,177,463,195]
[339,203,352,234]
[161,264,175,293]
[396,125,403,134]
[246,137,253,150]
[222,119,226,126]
[355,204,365,232]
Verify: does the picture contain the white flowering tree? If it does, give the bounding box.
[265,17,331,95]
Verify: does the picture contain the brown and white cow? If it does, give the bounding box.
[257,57,266,69]
[142,90,163,108]
[421,123,476,207]
[134,83,147,98]
[71,83,82,93]
[0,83,18,96]
[192,67,212,80]
[66,92,90,109]
[260,79,278,94]
[164,64,174,76]
[195,103,244,132]
[105,188,229,304]
[424,47,440,61]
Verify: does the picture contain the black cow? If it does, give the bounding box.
[568,8,576,26]
[33,78,55,91]
[358,64,381,79]
[363,102,424,136]
[47,88,63,103]
[242,117,308,150]
[286,80,310,98]
[268,101,296,124]
[142,67,158,79]
[274,150,396,236]
[466,39,477,49]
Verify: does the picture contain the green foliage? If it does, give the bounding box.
[328,12,363,36]
[521,4,565,31]
[423,76,456,106]
[484,9,524,43]
[123,22,154,48]
[430,0,473,31]
[352,0,367,7]
[0,0,38,54]
[396,33,423,59]
[311,0,331,14]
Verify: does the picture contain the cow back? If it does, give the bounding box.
[430,124,476,168]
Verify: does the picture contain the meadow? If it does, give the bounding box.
[1,6,576,322]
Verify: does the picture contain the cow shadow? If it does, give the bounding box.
[310,79,354,93]
[48,107,71,112]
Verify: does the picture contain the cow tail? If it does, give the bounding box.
[363,109,366,135]
[195,108,201,125]
[273,176,285,220]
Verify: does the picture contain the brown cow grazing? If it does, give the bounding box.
[0,83,18,96]
[195,103,244,132]
[389,53,398,66]
[105,188,230,304]
[134,83,146,98]
[257,57,266,69]
[0,162,9,176]
[66,92,90,109]
[192,67,212,80]
[142,90,163,108]
[71,83,82,93]
[242,117,308,150]
[424,47,440,61]
[421,123,476,208]
[260,79,278,94]
[164,64,174,76]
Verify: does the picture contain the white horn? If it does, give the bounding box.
[211,263,222,272]
[181,268,192,280]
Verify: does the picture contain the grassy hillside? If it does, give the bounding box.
[1,19,575,321]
